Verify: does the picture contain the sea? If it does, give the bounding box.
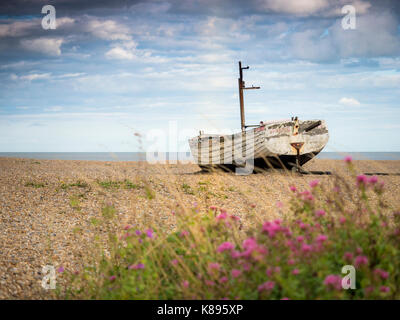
[0,152,399,161]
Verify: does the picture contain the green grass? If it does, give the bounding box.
[60,180,90,190]
[144,185,155,199]
[25,181,45,188]
[69,196,81,210]
[123,180,140,189]
[97,179,140,190]
[182,183,194,195]
[101,205,116,219]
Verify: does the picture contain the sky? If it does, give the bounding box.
[0,0,400,152]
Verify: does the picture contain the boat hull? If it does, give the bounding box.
[188,119,329,171]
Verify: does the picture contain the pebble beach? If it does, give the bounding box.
[1,157,400,299]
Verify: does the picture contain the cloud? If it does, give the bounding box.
[57,72,86,78]
[257,0,371,16]
[290,29,336,62]
[44,106,63,112]
[17,73,52,81]
[57,17,76,28]
[105,46,135,60]
[130,1,171,15]
[20,37,64,56]
[0,60,40,70]
[339,97,361,106]
[258,0,330,15]
[0,19,39,38]
[86,19,132,41]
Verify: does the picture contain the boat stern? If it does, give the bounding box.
[264,119,329,157]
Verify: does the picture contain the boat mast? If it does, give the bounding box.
[238,61,260,131]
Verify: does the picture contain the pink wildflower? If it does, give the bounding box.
[182,280,189,288]
[292,268,300,275]
[170,259,178,266]
[241,237,267,259]
[129,263,145,270]
[309,180,319,188]
[315,209,326,217]
[296,236,304,243]
[122,232,132,239]
[242,237,257,254]
[364,286,374,295]
[231,250,241,259]
[219,276,228,284]
[282,227,292,237]
[135,230,141,236]
[339,217,346,224]
[217,242,235,253]
[368,176,378,185]
[124,225,132,230]
[289,185,297,192]
[57,266,64,273]
[299,222,307,229]
[316,234,328,243]
[380,286,390,293]
[380,270,389,280]
[146,228,154,238]
[324,274,342,290]
[205,280,215,287]
[208,262,221,271]
[231,269,242,278]
[356,174,367,186]
[180,230,190,237]
[262,221,282,238]
[344,156,352,163]
[354,255,369,268]
[343,252,353,262]
[109,275,116,281]
[374,268,389,280]
[281,297,290,300]
[301,244,312,253]
[242,263,251,271]
[258,281,275,292]
[209,206,217,211]
[216,212,228,220]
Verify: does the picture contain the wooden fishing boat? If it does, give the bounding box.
[188,61,329,172]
